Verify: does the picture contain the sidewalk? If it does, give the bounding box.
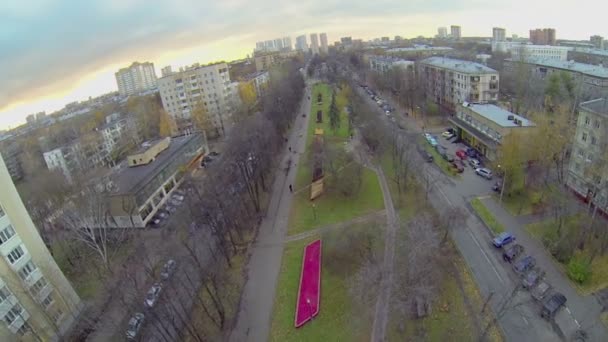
[479,196,607,340]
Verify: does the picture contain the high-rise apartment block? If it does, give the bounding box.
[493,27,506,41]
[450,25,461,40]
[590,35,605,50]
[157,62,233,133]
[255,37,292,52]
[0,154,82,341]
[437,27,447,38]
[529,28,556,45]
[310,33,320,54]
[320,33,328,54]
[295,35,308,51]
[114,62,158,96]
[419,57,499,113]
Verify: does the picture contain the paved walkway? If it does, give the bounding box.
[479,196,607,341]
[229,81,312,342]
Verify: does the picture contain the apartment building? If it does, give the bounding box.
[157,62,233,133]
[115,62,158,96]
[107,134,207,227]
[450,25,461,40]
[369,56,414,73]
[566,99,608,215]
[241,71,270,99]
[529,28,556,45]
[510,45,571,61]
[590,35,605,50]
[99,114,139,160]
[505,58,608,100]
[295,35,308,51]
[449,102,535,161]
[0,142,23,182]
[42,142,83,183]
[386,45,454,59]
[320,33,328,54]
[0,154,82,341]
[419,57,499,113]
[310,33,320,55]
[492,27,506,42]
[437,27,448,38]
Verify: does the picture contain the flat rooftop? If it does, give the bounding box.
[386,46,453,53]
[580,98,608,117]
[420,57,498,74]
[111,134,201,196]
[370,56,413,63]
[511,58,608,78]
[462,102,535,127]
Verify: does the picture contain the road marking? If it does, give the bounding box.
[565,307,571,315]
[436,186,453,206]
[574,319,581,328]
[521,316,529,325]
[466,228,504,282]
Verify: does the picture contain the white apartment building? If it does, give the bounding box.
[310,33,320,55]
[437,27,448,38]
[493,27,506,42]
[0,154,82,341]
[510,45,571,61]
[320,33,328,54]
[114,62,158,96]
[99,114,137,159]
[369,56,414,73]
[42,143,83,183]
[567,99,608,215]
[157,62,233,133]
[295,35,308,51]
[419,57,499,113]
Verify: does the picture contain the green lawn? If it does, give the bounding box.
[498,189,544,216]
[307,83,350,144]
[526,215,608,294]
[271,222,384,341]
[419,137,459,177]
[470,198,505,234]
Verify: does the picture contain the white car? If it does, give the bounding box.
[144,283,163,308]
[126,313,145,340]
[475,168,493,180]
[442,131,455,139]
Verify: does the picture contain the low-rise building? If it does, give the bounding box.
[369,56,414,73]
[0,154,82,341]
[505,58,608,101]
[107,133,207,228]
[510,45,571,61]
[386,45,453,59]
[419,57,499,113]
[449,102,536,161]
[567,99,608,214]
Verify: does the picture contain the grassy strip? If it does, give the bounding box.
[419,137,459,177]
[470,198,505,234]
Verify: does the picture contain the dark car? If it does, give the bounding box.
[466,147,480,158]
[452,160,464,173]
[493,232,515,248]
[492,181,502,192]
[522,268,545,289]
[513,255,536,274]
[502,244,524,262]
[209,151,219,156]
[541,293,567,319]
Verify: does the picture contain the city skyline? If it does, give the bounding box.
[2,0,608,129]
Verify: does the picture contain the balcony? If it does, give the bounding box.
[36,284,53,303]
[10,252,31,272]
[0,233,22,257]
[24,268,43,288]
[0,294,18,318]
[8,310,30,334]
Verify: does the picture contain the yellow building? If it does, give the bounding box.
[449,102,536,161]
[0,154,82,341]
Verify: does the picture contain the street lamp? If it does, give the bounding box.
[306,298,314,321]
[311,203,317,221]
[497,164,506,204]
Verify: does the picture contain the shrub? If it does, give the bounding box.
[567,258,591,284]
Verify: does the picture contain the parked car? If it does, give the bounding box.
[455,149,468,160]
[492,181,502,192]
[541,293,567,319]
[502,244,524,262]
[429,138,438,147]
[126,313,145,340]
[469,158,481,168]
[202,155,214,163]
[160,259,177,281]
[442,131,455,139]
[443,153,455,162]
[493,232,515,248]
[144,283,163,308]
[475,168,493,180]
[466,147,480,158]
[523,268,545,289]
[513,255,536,275]
[156,211,169,219]
[148,217,162,228]
[531,281,552,301]
[209,151,220,156]
[172,194,185,201]
[452,160,465,173]
[420,150,433,162]
[435,145,447,154]
[424,133,432,142]
[445,127,455,134]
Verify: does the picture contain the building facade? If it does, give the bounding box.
[590,35,605,50]
[529,28,556,45]
[450,25,461,40]
[310,33,319,54]
[42,143,83,183]
[510,45,570,61]
[492,27,506,42]
[0,154,82,341]
[320,33,328,54]
[295,35,308,51]
[437,27,447,38]
[448,103,535,161]
[114,62,158,96]
[419,57,499,113]
[242,71,270,99]
[369,56,414,73]
[567,99,608,214]
[158,62,233,133]
[108,134,207,228]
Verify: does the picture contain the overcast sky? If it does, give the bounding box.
[1,0,606,129]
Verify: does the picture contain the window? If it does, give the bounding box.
[582,133,588,142]
[41,293,54,309]
[585,116,590,126]
[18,261,37,281]
[4,304,24,325]
[592,136,597,145]
[0,225,16,245]
[0,205,4,218]
[7,245,25,264]
[0,286,11,304]
[16,322,30,336]
[594,120,600,129]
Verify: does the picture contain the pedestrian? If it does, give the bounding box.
[289,146,292,152]
[289,184,293,193]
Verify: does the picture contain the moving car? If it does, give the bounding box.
[126,313,145,340]
[513,255,536,275]
[160,259,177,281]
[541,293,567,319]
[531,281,552,301]
[502,244,524,262]
[493,232,515,248]
[475,168,493,180]
[144,283,163,308]
[522,268,545,289]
